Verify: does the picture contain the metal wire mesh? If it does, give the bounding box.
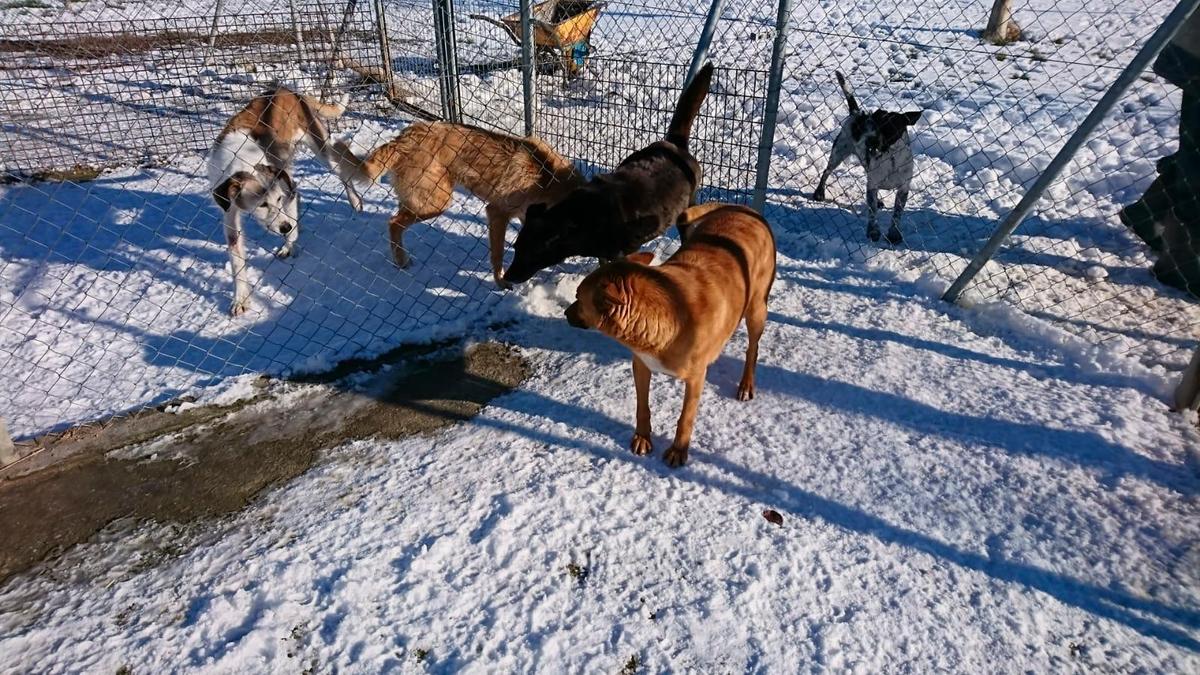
[762,0,1199,372]
[0,0,1196,448]
[0,0,523,443]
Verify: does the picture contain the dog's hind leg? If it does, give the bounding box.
[664,375,705,468]
[866,189,881,241]
[631,357,654,456]
[738,294,767,401]
[813,136,850,201]
[486,204,514,289]
[389,170,453,269]
[886,189,908,245]
[224,210,251,316]
[388,211,418,269]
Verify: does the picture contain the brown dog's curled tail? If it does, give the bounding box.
[665,62,714,151]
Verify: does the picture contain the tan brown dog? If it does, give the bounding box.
[564,203,776,467]
[341,122,583,286]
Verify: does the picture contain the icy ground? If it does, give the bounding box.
[2,236,1199,672]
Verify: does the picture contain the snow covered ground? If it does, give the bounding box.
[2,244,1199,672]
[2,1,1200,670]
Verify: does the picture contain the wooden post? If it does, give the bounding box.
[982,0,1022,45]
[0,416,15,467]
[1173,344,1200,413]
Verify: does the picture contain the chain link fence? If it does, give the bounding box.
[762,0,1199,372]
[0,0,1196,450]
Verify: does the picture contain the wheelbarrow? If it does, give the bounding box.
[469,0,605,80]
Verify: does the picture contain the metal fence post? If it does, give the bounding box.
[686,0,726,86]
[751,0,792,211]
[519,0,536,136]
[373,0,395,99]
[942,0,1200,304]
[432,0,462,123]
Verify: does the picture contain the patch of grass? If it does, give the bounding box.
[620,655,639,674]
[414,648,430,663]
[1028,48,1048,63]
[994,52,1008,62]
[1,164,103,184]
[115,667,133,675]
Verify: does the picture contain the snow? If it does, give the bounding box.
[2,0,1200,670]
[3,252,1199,672]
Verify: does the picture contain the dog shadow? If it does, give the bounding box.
[755,185,1162,291]
[0,159,514,417]
[347,318,1200,652]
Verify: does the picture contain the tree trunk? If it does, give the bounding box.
[982,0,1022,45]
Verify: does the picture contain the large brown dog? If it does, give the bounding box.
[564,203,776,467]
[342,122,582,286]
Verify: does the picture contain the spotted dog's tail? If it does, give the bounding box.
[835,71,860,114]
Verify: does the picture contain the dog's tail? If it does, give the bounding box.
[300,92,351,120]
[334,125,425,186]
[665,63,714,150]
[332,141,392,186]
[835,71,860,114]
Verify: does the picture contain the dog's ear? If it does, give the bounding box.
[903,110,923,126]
[213,171,267,211]
[256,164,296,195]
[598,278,628,315]
[212,174,242,212]
[626,251,654,265]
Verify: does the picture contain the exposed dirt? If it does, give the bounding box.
[0,341,527,584]
[0,28,374,60]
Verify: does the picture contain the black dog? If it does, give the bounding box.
[503,63,715,284]
[812,71,922,244]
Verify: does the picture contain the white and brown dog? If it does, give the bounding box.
[811,72,922,244]
[208,87,363,316]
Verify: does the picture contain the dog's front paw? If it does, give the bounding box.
[392,250,412,269]
[347,191,364,212]
[737,381,755,401]
[885,226,904,245]
[274,245,294,259]
[663,444,688,468]
[494,273,513,291]
[631,433,653,456]
[866,225,881,242]
[811,189,826,202]
[229,298,251,317]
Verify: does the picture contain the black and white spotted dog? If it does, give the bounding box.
[811,72,923,244]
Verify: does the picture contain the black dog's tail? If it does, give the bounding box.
[666,63,714,150]
[835,71,860,114]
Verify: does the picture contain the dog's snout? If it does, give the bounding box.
[564,302,586,329]
[278,223,293,234]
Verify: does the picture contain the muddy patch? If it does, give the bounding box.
[0,341,527,584]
